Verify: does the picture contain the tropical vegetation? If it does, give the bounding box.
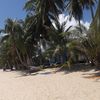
[0,0,100,71]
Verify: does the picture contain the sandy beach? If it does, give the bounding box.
[0,69,100,100]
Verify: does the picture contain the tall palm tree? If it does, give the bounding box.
[90,0,100,32]
[24,0,64,18]
[24,0,97,44]
[24,0,64,40]
[86,0,100,68]
[80,0,96,19]
[0,18,28,68]
[66,0,96,21]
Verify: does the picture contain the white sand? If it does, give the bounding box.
[0,69,100,100]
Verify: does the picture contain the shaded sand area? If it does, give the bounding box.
[0,69,100,100]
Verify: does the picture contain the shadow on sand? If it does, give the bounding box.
[14,63,100,81]
[15,69,54,78]
[82,71,100,82]
[55,63,95,74]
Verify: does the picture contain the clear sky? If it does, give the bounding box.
[0,0,26,29]
[0,0,97,29]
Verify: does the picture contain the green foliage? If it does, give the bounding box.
[0,0,99,70]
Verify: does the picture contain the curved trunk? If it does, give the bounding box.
[15,47,27,68]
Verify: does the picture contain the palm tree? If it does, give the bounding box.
[24,0,64,18]
[0,18,30,69]
[86,0,100,68]
[41,19,73,65]
[0,39,12,68]
[24,0,64,40]
[66,0,96,22]
[90,0,100,32]
[24,0,97,45]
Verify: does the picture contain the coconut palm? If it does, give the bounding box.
[24,0,64,18]
[24,0,65,40]
[85,0,100,68]
[66,0,96,22]
[90,0,100,32]
[24,0,97,45]
[0,18,33,69]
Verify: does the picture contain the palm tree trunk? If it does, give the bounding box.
[15,47,27,67]
[12,32,27,68]
[26,52,33,66]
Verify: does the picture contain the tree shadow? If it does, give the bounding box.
[82,71,100,82]
[14,63,99,78]
[15,72,39,78]
[15,69,53,78]
[82,69,100,82]
[54,63,95,74]
[39,71,53,75]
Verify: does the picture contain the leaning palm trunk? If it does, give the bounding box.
[12,32,27,68]
[26,53,33,66]
[15,47,27,67]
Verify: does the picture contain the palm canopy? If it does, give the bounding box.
[1,19,24,37]
[66,0,96,21]
[24,0,64,16]
[24,0,64,25]
[90,0,100,32]
[24,0,97,41]
[24,0,65,40]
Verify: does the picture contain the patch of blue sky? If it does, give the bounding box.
[0,0,26,29]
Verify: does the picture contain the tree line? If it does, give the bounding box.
[0,0,100,70]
